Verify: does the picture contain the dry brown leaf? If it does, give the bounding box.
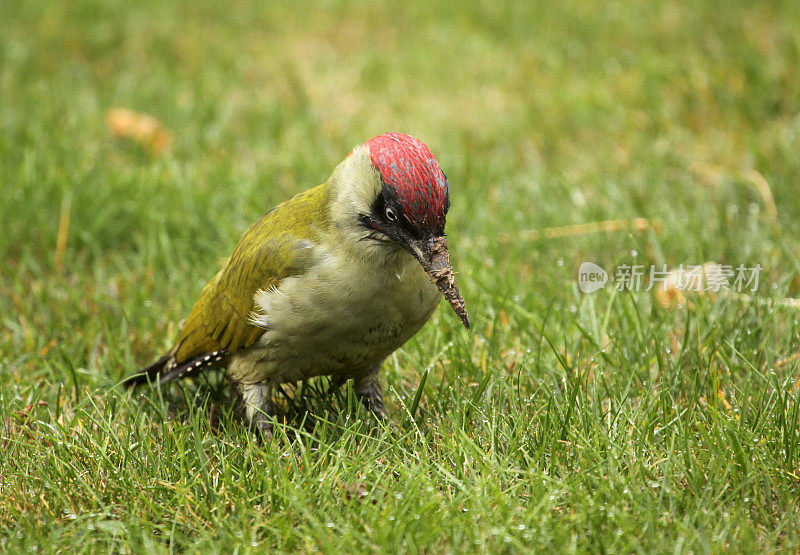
[654,264,800,312]
[654,262,727,308]
[106,108,172,155]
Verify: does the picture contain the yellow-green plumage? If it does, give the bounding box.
[171,183,331,363]
[128,135,469,437]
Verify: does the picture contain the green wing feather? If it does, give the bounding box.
[171,182,330,363]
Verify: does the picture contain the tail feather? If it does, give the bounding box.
[124,350,228,388]
[122,355,171,388]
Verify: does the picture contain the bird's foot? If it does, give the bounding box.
[354,370,387,423]
[232,380,276,441]
[251,415,274,442]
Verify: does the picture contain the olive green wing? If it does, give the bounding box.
[170,183,330,364]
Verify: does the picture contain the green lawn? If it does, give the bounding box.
[3,0,800,551]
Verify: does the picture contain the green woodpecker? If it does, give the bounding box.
[126,133,469,436]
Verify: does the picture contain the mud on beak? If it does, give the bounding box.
[408,236,470,330]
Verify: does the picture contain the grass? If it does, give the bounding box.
[3,0,800,551]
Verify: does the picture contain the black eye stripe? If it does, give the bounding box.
[363,181,432,241]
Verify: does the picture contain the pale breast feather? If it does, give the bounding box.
[235,243,441,383]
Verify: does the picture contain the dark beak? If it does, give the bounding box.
[407,236,470,330]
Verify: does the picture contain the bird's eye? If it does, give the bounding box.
[385,207,398,222]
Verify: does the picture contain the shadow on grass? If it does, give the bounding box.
[128,371,381,445]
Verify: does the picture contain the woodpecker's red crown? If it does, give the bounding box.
[366,133,450,234]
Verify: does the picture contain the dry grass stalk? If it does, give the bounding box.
[54,196,71,274]
[501,217,661,242]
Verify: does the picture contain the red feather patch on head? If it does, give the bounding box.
[366,133,449,231]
